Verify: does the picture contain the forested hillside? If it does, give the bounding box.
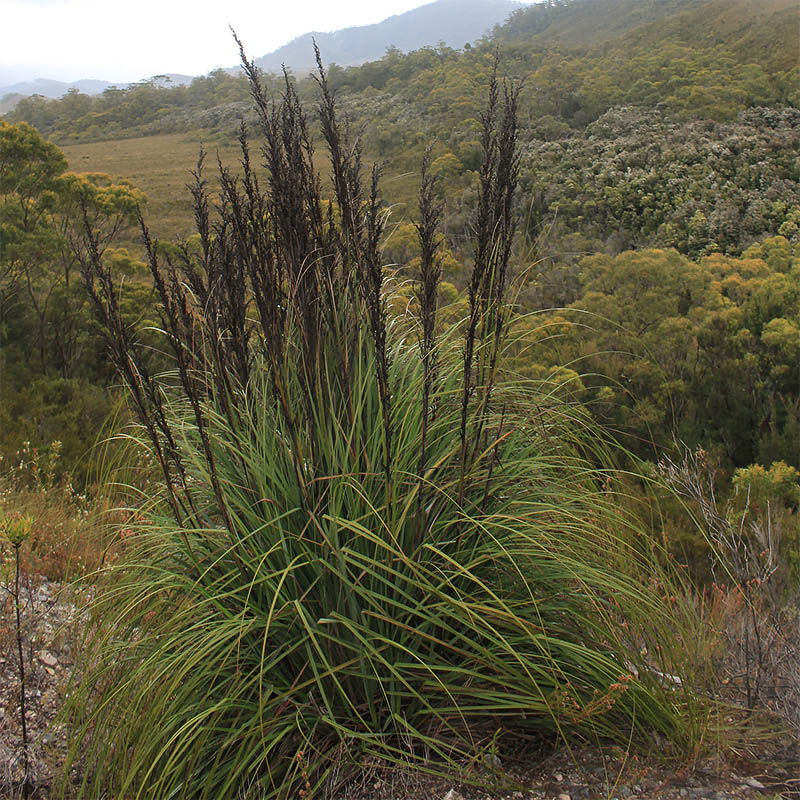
[6,0,798,255]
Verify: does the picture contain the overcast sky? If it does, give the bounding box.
[1,0,451,84]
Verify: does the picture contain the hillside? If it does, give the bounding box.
[3,0,799,463]
[5,0,797,260]
[253,0,522,74]
[493,0,698,45]
[8,0,796,140]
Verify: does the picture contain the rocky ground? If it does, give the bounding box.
[331,747,799,800]
[0,577,84,799]
[0,577,797,799]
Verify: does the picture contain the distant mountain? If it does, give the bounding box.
[0,94,24,115]
[0,74,196,113]
[254,0,523,75]
[0,78,116,100]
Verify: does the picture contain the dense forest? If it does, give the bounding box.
[1,0,799,795]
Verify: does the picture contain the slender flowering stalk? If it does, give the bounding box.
[2,513,33,798]
[415,148,443,528]
[459,69,521,503]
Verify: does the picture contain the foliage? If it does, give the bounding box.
[0,120,151,483]
[6,1,796,265]
[61,59,709,799]
[494,0,798,87]
[733,461,800,512]
[1,511,34,546]
[519,243,800,470]
[0,446,136,796]
[7,0,796,142]
[523,106,800,258]
[6,71,256,142]
[0,428,142,584]
[660,448,800,722]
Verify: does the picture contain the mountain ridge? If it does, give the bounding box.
[0,74,197,113]
[1,0,522,108]
[253,0,524,75]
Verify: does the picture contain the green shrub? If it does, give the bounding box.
[62,52,708,799]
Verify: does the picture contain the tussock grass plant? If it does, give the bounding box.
[62,49,710,799]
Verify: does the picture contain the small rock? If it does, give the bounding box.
[38,650,58,667]
[743,777,765,790]
[558,794,571,800]
[554,773,564,783]
[442,790,465,800]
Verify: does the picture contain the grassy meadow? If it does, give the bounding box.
[62,132,427,254]
[62,134,243,246]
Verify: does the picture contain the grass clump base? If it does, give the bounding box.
[61,49,712,799]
